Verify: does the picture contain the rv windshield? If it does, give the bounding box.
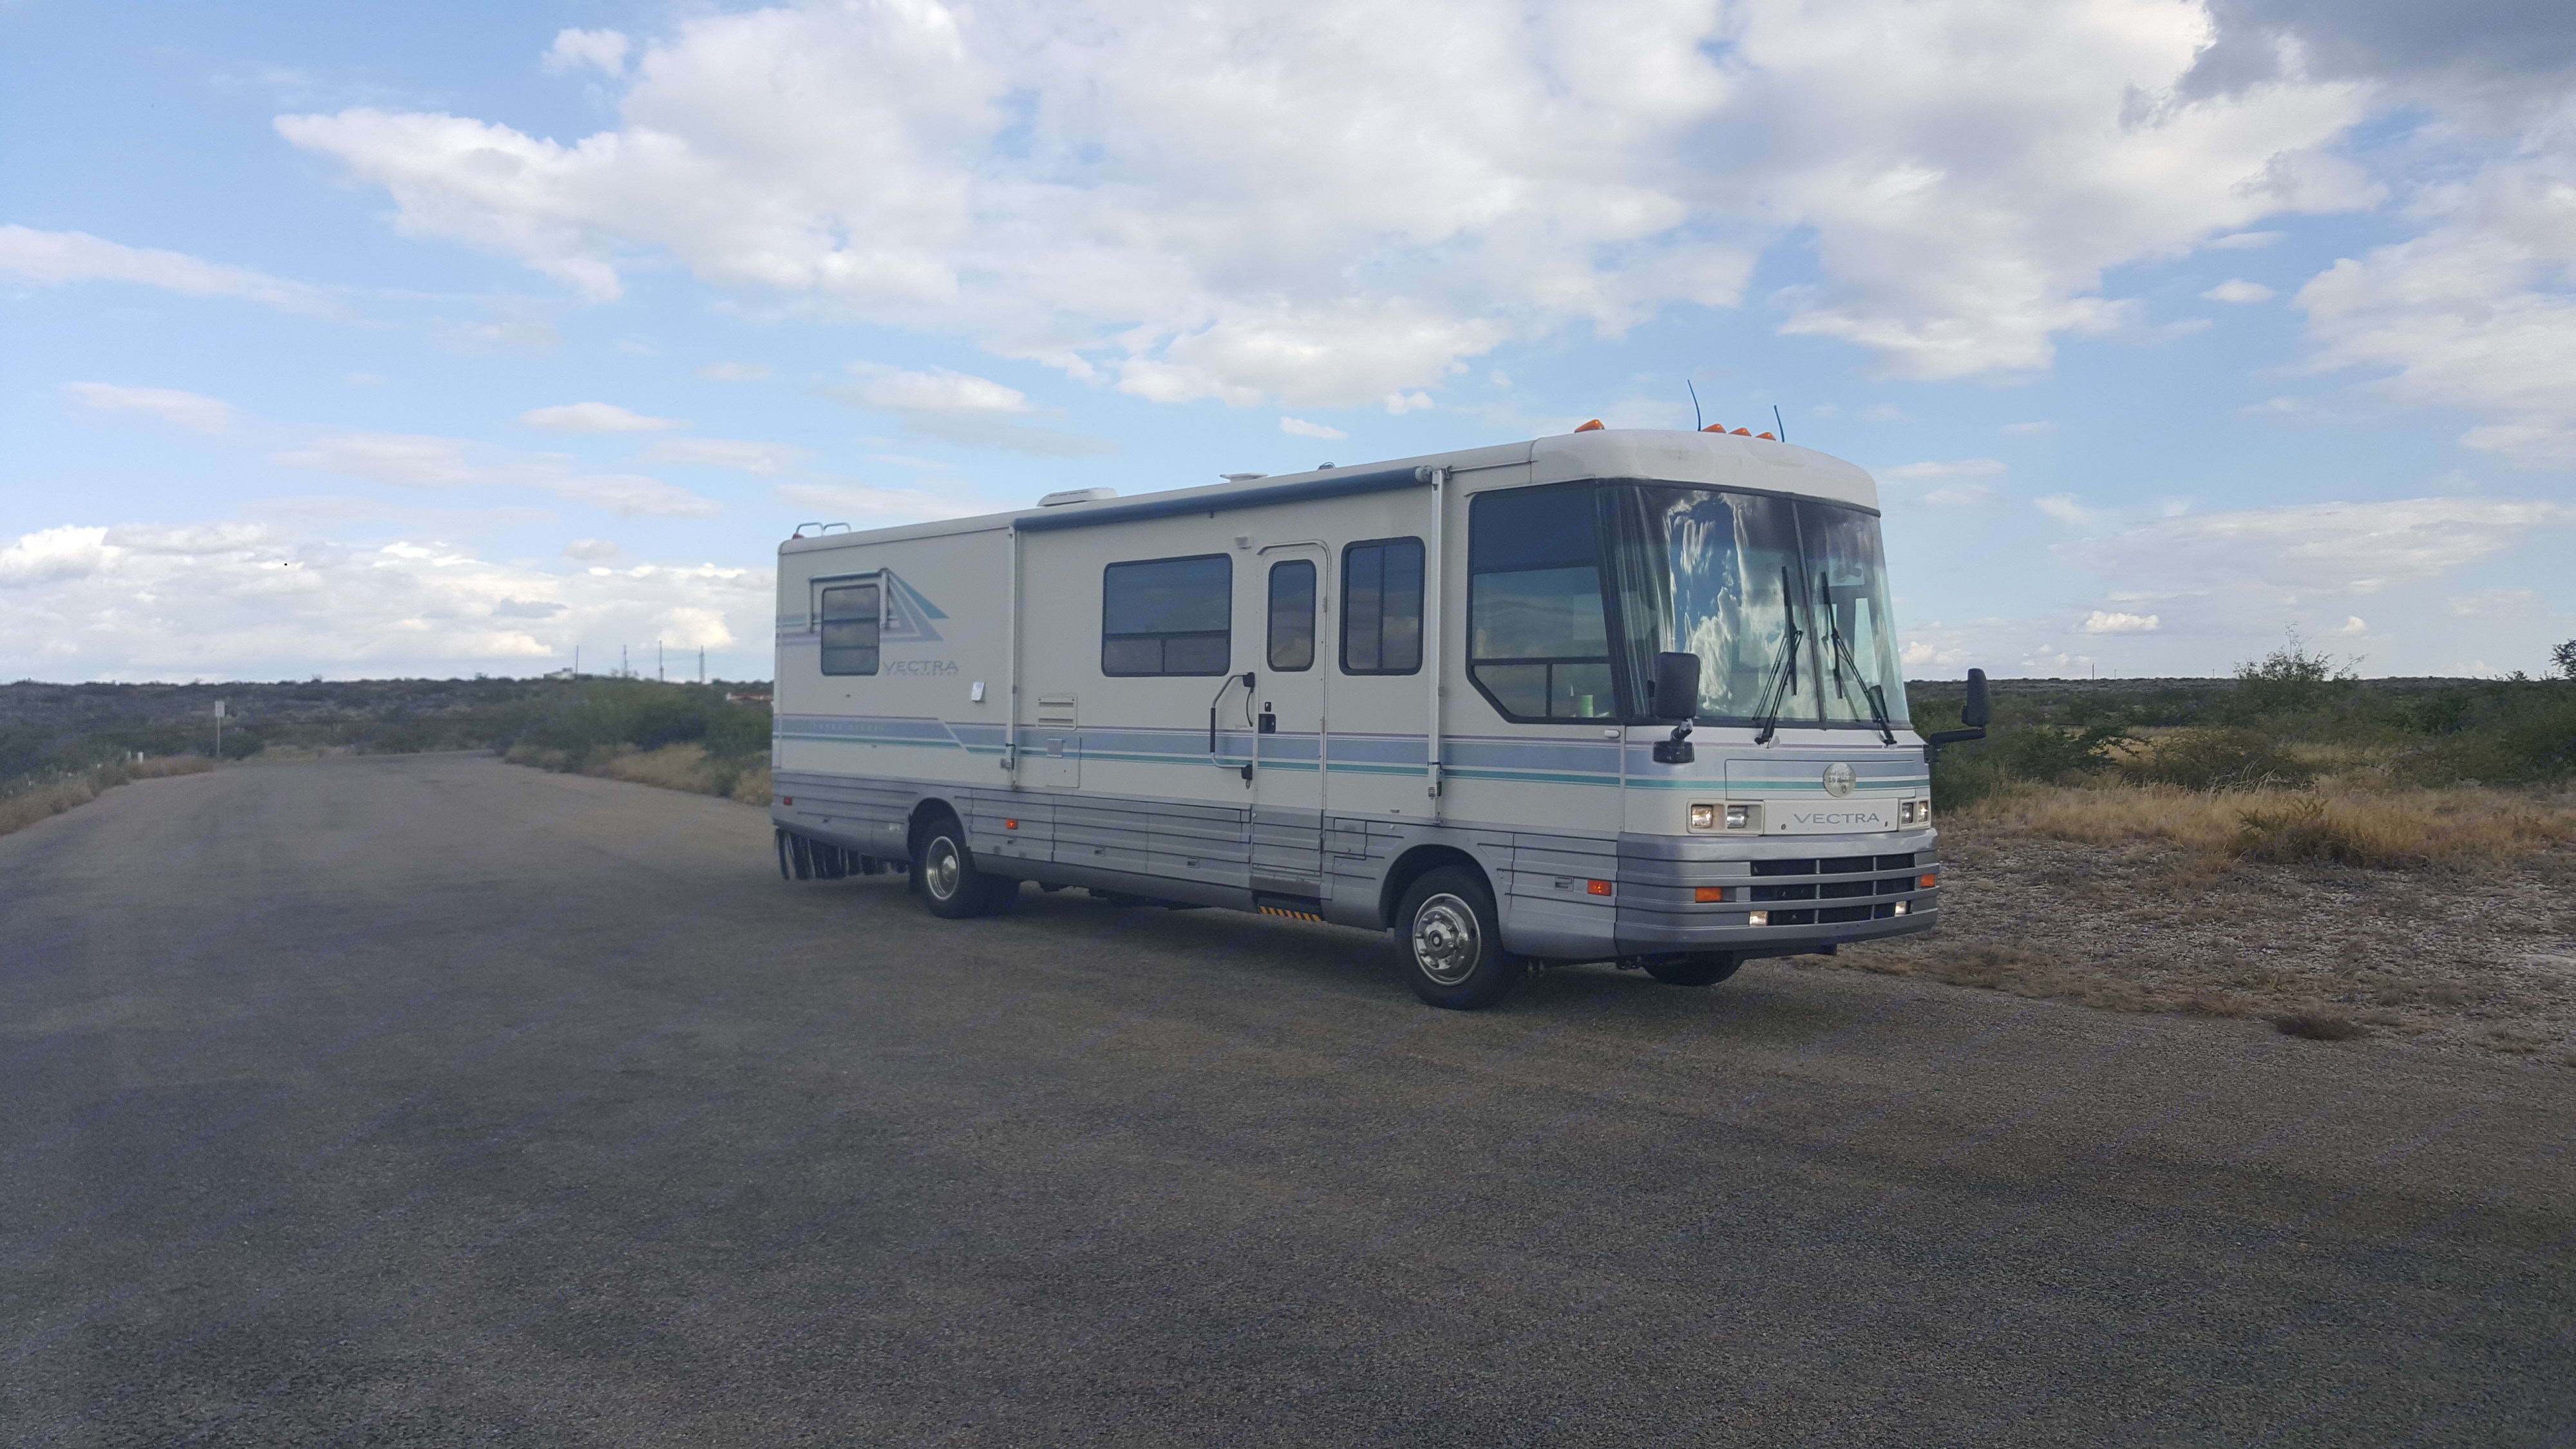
[1604,484,1909,728]
[1466,480,1909,729]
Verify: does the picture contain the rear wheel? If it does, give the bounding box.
[1642,952,1741,987]
[915,815,1014,918]
[1397,867,1521,1010]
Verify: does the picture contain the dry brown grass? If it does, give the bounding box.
[0,756,216,838]
[1956,781,2576,869]
[506,743,770,806]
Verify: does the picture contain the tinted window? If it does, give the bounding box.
[1103,554,1232,676]
[819,582,879,676]
[1469,489,1613,719]
[1267,560,1316,670]
[1341,538,1423,674]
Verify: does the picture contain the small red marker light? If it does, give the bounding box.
[1004,819,1018,830]
[1586,878,1613,896]
[779,796,792,806]
[1575,419,1605,432]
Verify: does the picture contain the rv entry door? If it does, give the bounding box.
[1251,545,1328,898]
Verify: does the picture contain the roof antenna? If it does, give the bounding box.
[1687,380,1703,432]
[1773,404,1787,444]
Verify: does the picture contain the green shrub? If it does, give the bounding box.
[2121,728,2320,791]
[1987,724,2135,784]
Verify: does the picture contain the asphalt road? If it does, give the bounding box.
[4,755,2571,1447]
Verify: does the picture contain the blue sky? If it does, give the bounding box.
[4,0,2571,683]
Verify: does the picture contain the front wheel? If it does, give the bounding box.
[915,815,1014,918]
[1642,952,1741,987]
[1397,867,1521,1010]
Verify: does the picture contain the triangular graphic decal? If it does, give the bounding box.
[881,570,947,643]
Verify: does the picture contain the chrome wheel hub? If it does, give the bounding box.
[924,838,963,900]
[1411,895,1481,985]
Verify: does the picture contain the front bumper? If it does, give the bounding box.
[1503,827,1942,962]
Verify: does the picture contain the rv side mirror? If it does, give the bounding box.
[1962,668,1991,728]
[1650,652,1701,722]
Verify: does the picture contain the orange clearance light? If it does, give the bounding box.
[1918,873,1938,889]
[1702,422,1728,433]
[1004,819,1018,831]
[1575,419,1605,432]
[1586,878,1614,896]
[1732,426,1752,436]
[1757,431,1776,440]
[1694,886,1726,903]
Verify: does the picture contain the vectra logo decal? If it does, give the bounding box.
[881,571,949,643]
[1821,762,1857,798]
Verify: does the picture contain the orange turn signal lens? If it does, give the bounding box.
[1918,873,1938,889]
[1004,819,1018,830]
[1694,886,1725,903]
[1586,878,1613,896]
[1575,419,1605,432]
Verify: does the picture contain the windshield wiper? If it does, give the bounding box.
[1750,565,1804,744]
[1817,570,1896,745]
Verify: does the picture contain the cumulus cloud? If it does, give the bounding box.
[2080,496,2574,592]
[272,0,2386,402]
[2202,278,2277,303]
[2034,493,2099,526]
[520,401,679,432]
[696,361,772,381]
[64,382,237,434]
[0,520,770,679]
[544,28,630,77]
[1279,417,1347,440]
[2295,155,2576,467]
[275,433,721,516]
[564,538,623,562]
[2081,610,2161,633]
[643,437,811,474]
[0,225,338,316]
[821,363,1117,455]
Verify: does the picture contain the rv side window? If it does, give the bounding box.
[1102,554,1232,676]
[1341,538,1424,675]
[1267,560,1316,671]
[819,582,880,676]
[1468,487,1615,719]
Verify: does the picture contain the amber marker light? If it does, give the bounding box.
[1004,819,1018,830]
[1575,419,1605,432]
[1918,873,1938,889]
[1586,879,1613,896]
[1694,887,1725,903]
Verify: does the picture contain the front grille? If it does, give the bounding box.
[1754,851,1916,878]
[1751,858,1815,877]
[1765,908,1817,925]
[1817,905,1874,923]
[1819,879,1875,899]
[1817,855,1879,874]
[1752,883,1815,902]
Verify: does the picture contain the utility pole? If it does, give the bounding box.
[213,699,225,759]
[658,639,665,682]
[621,644,629,678]
[573,645,580,679]
[699,647,705,683]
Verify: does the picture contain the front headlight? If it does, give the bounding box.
[1725,804,1756,831]
[1918,796,1933,824]
[1689,802,1716,831]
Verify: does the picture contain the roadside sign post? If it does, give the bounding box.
[213,699,225,759]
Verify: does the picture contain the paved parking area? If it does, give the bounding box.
[4,754,2571,1446]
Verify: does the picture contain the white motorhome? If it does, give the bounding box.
[770,426,1987,1009]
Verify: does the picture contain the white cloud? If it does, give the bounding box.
[63,382,237,435]
[2034,493,2098,526]
[2081,497,2575,592]
[822,363,1117,455]
[545,28,630,77]
[1882,457,2005,480]
[1862,404,1913,423]
[1384,392,1435,415]
[2201,278,2276,303]
[0,520,768,680]
[696,361,772,382]
[2296,156,2576,467]
[2207,229,2286,249]
[1920,484,2003,507]
[1279,416,1347,440]
[565,538,623,562]
[520,402,679,432]
[0,225,337,316]
[643,437,811,475]
[2447,587,2539,617]
[273,0,2384,401]
[2335,615,2367,635]
[2000,421,2052,434]
[275,433,722,517]
[2081,610,2160,633]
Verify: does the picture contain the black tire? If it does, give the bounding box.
[791,833,814,880]
[914,814,1009,918]
[777,829,793,880]
[1396,866,1521,1010]
[1642,952,1741,987]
